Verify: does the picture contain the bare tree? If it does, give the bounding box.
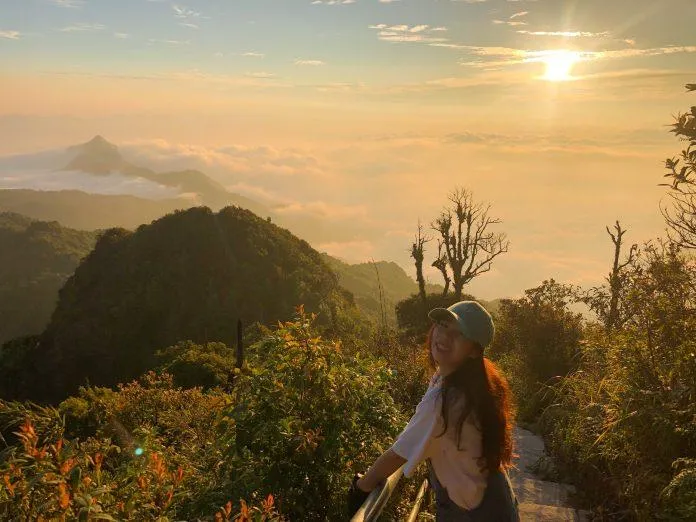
[430,187,509,300]
[431,239,451,297]
[579,221,639,330]
[660,83,696,249]
[606,221,638,330]
[410,219,431,304]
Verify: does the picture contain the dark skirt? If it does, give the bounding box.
[426,459,521,522]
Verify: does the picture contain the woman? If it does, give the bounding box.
[347,300,520,521]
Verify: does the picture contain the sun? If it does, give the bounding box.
[539,50,582,81]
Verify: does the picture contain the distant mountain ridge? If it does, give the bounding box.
[0,189,193,230]
[0,136,372,246]
[62,136,265,212]
[320,253,444,327]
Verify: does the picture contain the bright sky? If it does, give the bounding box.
[1,0,695,300]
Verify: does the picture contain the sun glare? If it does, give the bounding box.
[539,50,581,81]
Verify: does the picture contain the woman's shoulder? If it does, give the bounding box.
[420,371,443,407]
[428,368,442,387]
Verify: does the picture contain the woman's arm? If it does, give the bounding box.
[356,448,407,491]
[355,369,441,493]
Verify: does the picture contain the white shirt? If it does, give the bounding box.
[390,371,489,510]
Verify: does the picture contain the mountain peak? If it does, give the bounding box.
[87,135,111,145]
[67,135,119,155]
[81,135,118,154]
[65,135,123,175]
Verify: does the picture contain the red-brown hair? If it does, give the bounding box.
[425,323,516,473]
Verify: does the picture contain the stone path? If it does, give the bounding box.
[509,426,591,521]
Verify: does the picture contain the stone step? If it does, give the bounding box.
[519,503,589,522]
[510,475,577,508]
[509,425,590,520]
[513,426,547,472]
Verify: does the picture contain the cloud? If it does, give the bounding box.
[59,23,106,32]
[274,201,368,220]
[113,32,130,39]
[115,139,381,245]
[493,10,528,26]
[147,38,190,45]
[48,0,84,8]
[244,71,276,79]
[517,30,610,37]
[599,45,696,59]
[516,29,642,49]
[172,4,201,19]
[119,139,327,181]
[369,24,450,45]
[241,51,265,58]
[456,43,696,70]
[311,0,356,4]
[314,81,367,93]
[0,30,21,40]
[493,19,527,26]
[39,68,292,90]
[0,149,182,199]
[442,129,667,157]
[294,59,325,66]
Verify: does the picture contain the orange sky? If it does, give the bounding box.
[1,0,695,299]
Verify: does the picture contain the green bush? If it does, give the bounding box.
[156,340,237,390]
[538,241,696,520]
[0,402,284,521]
[223,304,406,521]
[488,279,584,422]
[1,304,406,520]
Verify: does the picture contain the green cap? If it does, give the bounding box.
[427,300,495,349]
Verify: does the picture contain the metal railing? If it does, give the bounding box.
[349,466,430,522]
[406,478,429,522]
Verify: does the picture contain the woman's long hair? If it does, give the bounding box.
[426,323,515,474]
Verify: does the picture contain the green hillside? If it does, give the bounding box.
[1,206,362,402]
[0,212,97,346]
[0,209,459,348]
[320,252,445,327]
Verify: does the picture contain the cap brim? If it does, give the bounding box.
[428,307,477,344]
[427,307,458,324]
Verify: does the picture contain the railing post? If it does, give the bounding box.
[236,318,243,369]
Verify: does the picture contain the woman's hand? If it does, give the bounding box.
[347,473,371,516]
[347,448,407,516]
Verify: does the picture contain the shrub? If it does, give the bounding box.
[156,340,237,390]
[223,304,406,521]
[538,241,696,520]
[0,407,284,521]
[488,279,584,422]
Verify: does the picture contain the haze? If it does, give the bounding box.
[2,0,695,299]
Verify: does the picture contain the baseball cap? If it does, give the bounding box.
[427,300,495,349]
